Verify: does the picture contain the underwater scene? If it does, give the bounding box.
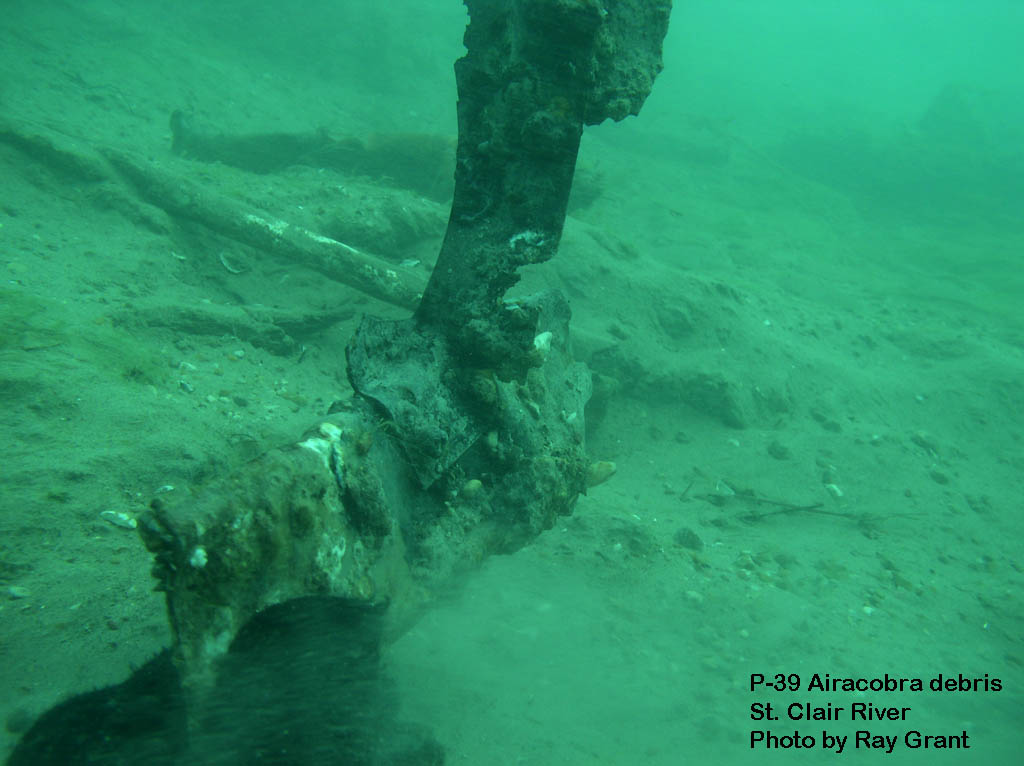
[1,0,1021,763]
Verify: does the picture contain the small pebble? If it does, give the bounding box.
[767,440,792,460]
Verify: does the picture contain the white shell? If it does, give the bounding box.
[100,510,137,530]
[189,547,208,569]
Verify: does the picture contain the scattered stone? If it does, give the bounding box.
[673,527,704,551]
[766,440,791,460]
[586,461,617,487]
[910,430,940,455]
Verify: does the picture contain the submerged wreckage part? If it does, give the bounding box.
[414,0,672,377]
[343,0,670,544]
[347,289,592,491]
[141,292,595,693]
[137,335,591,703]
[137,0,667,686]
[138,410,411,690]
[8,1,671,761]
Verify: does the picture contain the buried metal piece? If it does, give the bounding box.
[7,597,444,766]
